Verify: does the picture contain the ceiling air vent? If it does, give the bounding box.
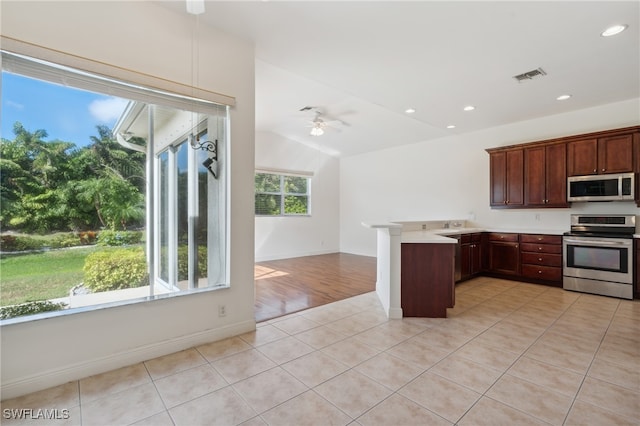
[513,67,547,83]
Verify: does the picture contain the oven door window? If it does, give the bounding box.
[567,245,628,273]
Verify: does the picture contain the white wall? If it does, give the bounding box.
[342,99,640,257]
[255,131,340,261]
[0,1,256,399]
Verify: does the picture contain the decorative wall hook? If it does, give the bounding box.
[191,136,218,156]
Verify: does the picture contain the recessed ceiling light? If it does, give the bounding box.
[556,94,572,101]
[446,125,456,129]
[463,105,475,111]
[601,24,628,37]
[405,108,416,114]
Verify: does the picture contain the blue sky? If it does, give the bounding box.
[1,72,128,147]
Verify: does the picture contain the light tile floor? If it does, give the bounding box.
[2,277,639,425]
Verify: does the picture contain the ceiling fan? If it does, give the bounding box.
[300,106,345,136]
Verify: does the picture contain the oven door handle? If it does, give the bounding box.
[564,238,631,247]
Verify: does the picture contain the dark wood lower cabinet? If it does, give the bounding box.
[519,234,563,287]
[487,233,520,276]
[460,233,482,281]
[401,243,454,318]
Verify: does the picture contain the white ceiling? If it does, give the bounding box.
[158,1,639,157]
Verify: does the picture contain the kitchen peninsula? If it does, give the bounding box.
[362,222,460,318]
[363,220,571,318]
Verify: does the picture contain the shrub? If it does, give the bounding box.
[96,230,143,247]
[0,235,44,252]
[0,300,67,320]
[176,245,208,280]
[50,233,82,249]
[83,247,148,292]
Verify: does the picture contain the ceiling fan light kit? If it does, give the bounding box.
[186,0,205,15]
[310,125,324,136]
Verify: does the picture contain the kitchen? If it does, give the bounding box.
[362,125,639,318]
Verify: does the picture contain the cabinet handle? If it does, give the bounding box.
[538,270,542,274]
[593,169,597,173]
[537,237,543,241]
[538,247,543,251]
[538,258,543,261]
[602,168,606,172]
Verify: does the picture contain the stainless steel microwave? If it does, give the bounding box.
[567,172,635,202]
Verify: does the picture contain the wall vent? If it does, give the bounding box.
[513,67,547,82]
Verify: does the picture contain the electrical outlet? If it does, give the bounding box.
[218,305,226,317]
[535,213,541,221]
[421,224,427,230]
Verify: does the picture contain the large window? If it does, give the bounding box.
[255,172,311,216]
[0,50,229,321]
[156,126,227,292]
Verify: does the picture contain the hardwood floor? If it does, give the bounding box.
[254,253,376,322]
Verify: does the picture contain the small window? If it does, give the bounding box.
[255,172,310,216]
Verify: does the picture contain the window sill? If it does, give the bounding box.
[0,284,230,326]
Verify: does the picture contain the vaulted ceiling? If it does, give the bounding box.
[158,1,639,157]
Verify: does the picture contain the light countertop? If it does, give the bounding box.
[401,231,459,244]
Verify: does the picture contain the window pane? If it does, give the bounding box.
[284,176,307,194]
[177,143,189,290]
[255,173,280,192]
[284,195,308,214]
[196,135,210,287]
[256,194,281,215]
[159,151,170,283]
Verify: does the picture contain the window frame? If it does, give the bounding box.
[254,170,312,217]
[0,49,231,324]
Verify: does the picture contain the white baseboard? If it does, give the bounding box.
[255,249,337,263]
[1,320,256,400]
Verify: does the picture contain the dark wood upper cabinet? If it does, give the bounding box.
[488,126,639,209]
[524,143,567,207]
[567,133,634,176]
[490,149,523,208]
[634,132,640,207]
[567,138,598,176]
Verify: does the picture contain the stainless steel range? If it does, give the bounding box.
[563,214,636,299]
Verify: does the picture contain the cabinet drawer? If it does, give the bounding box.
[522,252,562,267]
[520,243,562,254]
[488,233,519,242]
[461,234,471,244]
[520,234,562,244]
[521,264,562,282]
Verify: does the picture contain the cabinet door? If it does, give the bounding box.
[567,138,598,176]
[598,134,634,174]
[490,150,524,207]
[524,146,546,206]
[490,151,507,206]
[525,144,567,207]
[545,143,568,206]
[460,243,471,279]
[634,133,640,207]
[489,241,520,275]
[506,149,524,206]
[470,242,482,275]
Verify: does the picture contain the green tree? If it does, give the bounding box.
[1,123,78,232]
[76,174,144,230]
[89,125,146,192]
[1,123,146,233]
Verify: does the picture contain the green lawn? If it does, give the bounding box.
[0,247,98,306]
